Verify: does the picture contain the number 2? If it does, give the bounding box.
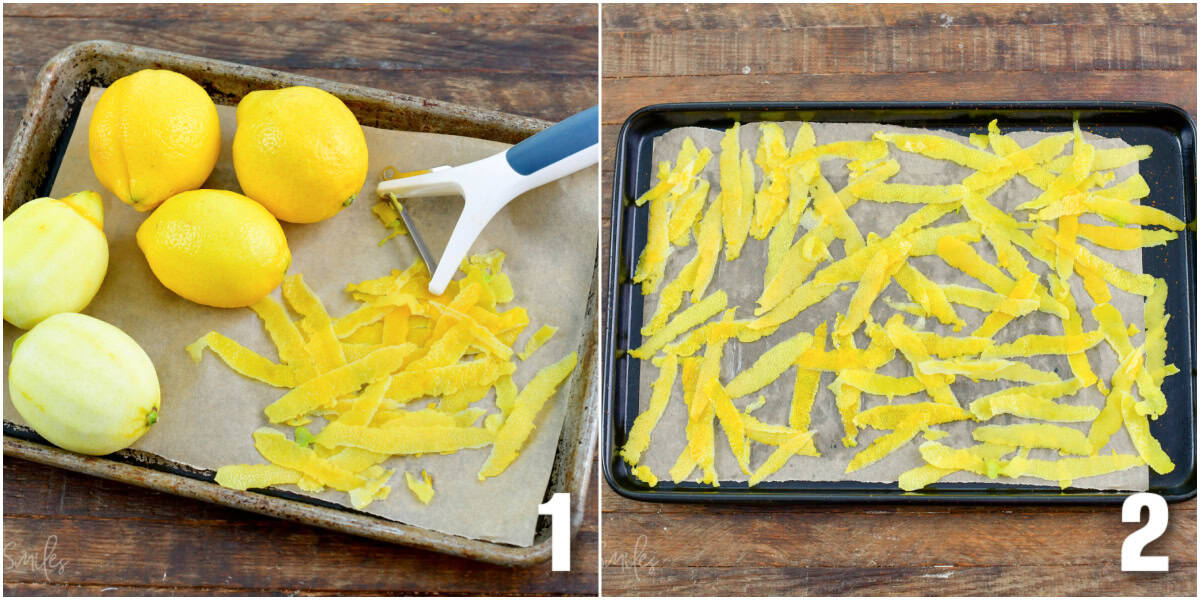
[1121,492,1168,572]
[538,492,571,571]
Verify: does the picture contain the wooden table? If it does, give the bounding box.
[600,4,1196,596]
[3,3,598,595]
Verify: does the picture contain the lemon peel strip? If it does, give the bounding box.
[999,452,1145,489]
[386,358,516,404]
[748,430,818,486]
[749,123,792,240]
[1121,390,1175,474]
[919,358,1060,384]
[982,332,1105,358]
[518,325,558,361]
[405,470,435,505]
[186,332,298,388]
[632,465,659,487]
[789,323,826,431]
[264,344,416,423]
[912,332,991,359]
[972,423,1092,456]
[316,421,494,455]
[899,443,1015,491]
[283,274,348,373]
[632,179,674,295]
[970,392,1098,422]
[725,331,813,398]
[893,265,965,330]
[334,305,393,339]
[1077,223,1177,250]
[620,353,678,466]
[846,423,921,473]
[719,124,753,260]
[215,464,302,490]
[630,290,727,360]
[1087,346,1144,452]
[253,428,364,491]
[853,402,970,431]
[250,296,315,379]
[706,379,750,473]
[833,370,926,399]
[478,352,578,479]
[668,179,711,247]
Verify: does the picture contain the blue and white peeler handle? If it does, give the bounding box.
[376,106,599,295]
[503,105,599,195]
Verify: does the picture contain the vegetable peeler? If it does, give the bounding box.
[377,105,599,295]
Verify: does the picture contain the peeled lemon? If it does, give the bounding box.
[3,191,109,329]
[89,69,221,212]
[137,189,291,308]
[233,85,368,224]
[9,312,160,455]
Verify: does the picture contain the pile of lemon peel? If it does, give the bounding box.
[624,120,1179,491]
[195,251,577,510]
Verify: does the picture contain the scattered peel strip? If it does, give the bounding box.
[620,353,677,466]
[187,332,299,388]
[630,290,727,359]
[478,352,578,479]
[282,274,347,373]
[518,325,558,361]
[972,424,1092,456]
[405,470,435,505]
[899,443,1015,491]
[725,331,813,398]
[999,452,1145,489]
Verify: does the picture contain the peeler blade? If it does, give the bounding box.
[387,193,439,277]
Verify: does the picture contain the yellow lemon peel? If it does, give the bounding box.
[404,470,435,505]
[478,352,578,479]
[518,325,558,361]
[972,423,1092,456]
[186,332,299,388]
[620,353,678,466]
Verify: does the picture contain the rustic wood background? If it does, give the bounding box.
[600,3,1197,597]
[3,3,598,595]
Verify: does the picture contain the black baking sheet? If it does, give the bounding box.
[603,102,1197,503]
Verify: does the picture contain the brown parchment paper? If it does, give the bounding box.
[634,121,1149,491]
[3,87,599,546]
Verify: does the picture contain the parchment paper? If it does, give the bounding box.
[3,87,599,546]
[635,121,1149,491]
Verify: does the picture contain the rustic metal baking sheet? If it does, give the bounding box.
[3,41,598,566]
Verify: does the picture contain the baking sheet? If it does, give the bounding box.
[3,86,599,546]
[633,121,1150,491]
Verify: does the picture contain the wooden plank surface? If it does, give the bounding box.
[2,3,598,595]
[600,3,1197,597]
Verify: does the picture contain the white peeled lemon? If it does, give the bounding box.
[3,191,109,329]
[8,312,160,455]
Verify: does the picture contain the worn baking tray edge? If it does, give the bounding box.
[3,40,598,567]
[602,101,1197,504]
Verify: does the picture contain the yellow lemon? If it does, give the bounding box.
[3,191,109,329]
[137,189,290,308]
[88,69,221,212]
[233,86,368,223]
[9,312,160,456]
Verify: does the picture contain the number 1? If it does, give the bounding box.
[538,492,570,571]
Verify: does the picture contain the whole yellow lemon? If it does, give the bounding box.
[233,86,368,224]
[88,69,221,212]
[9,312,160,456]
[136,189,291,308]
[3,191,109,329]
